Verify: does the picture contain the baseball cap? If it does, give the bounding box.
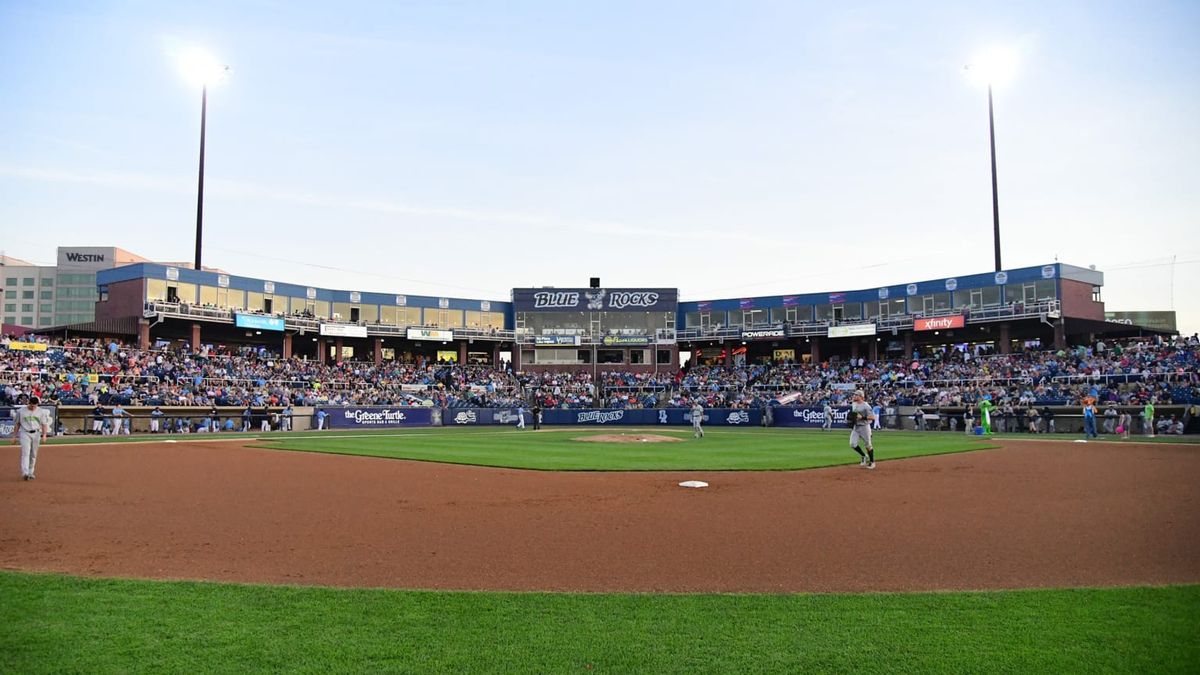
[28,396,39,405]
[853,390,864,397]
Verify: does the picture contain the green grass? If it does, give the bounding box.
[1,571,1195,674]
[248,427,997,471]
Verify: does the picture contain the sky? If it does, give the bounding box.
[1,1,1197,331]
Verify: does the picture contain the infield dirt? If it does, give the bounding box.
[1,438,1197,593]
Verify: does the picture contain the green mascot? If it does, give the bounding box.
[977,396,996,435]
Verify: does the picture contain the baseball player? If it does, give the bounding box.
[282,404,294,432]
[848,390,876,469]
[532,404,542,430]
[691,401,704,438]
[516,405,526,430]
[150,406,164,434]
[314,408,327,430]
[822,401,833,431]
[91,404,105,434]
[12,396,52,480]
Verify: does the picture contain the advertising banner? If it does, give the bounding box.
[601,335,652,346]
[539,408,762,426]
[4,341,49,352]
[827,324,877,338]
[740,327,787,340]
[772,406,852,428]
[1104,311,1177,332]
[322,406,433,428]
[235,314,285,332]
[1,406,57,438]
[513,288,678,313]
[407,328,453,341]
[320,323,369,338]
[914,315,965,332]
[445,408,531,425]
[533,335,581,346]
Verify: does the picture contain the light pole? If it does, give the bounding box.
[966,47,1017,273]
[986,83,1001,272]
[177,48,229,271]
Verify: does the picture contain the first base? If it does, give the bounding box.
[678,480,709,488]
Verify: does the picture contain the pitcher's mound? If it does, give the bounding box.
[575,433,683,443]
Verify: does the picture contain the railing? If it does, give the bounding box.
[143,302,514,341]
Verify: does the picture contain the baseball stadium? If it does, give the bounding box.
[4,3,1200,673]
[3,256,1199,672]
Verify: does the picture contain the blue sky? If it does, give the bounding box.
[1,1,1197,330]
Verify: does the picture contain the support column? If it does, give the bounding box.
[458,341,467,365]
[903,332,914,360]
[724,344,734,366]
[998,323,1011,354]
[190,323,201,351]
[374,338,383,366]
[850,339,860,360]
[869,339,879,362]
[1053,320,1067,350]
[283,333,293,359]
[335,338,344,363]
[317,338,327,364]
[493,344,501,367]
[809,337,821,363]
[137,320,151,350]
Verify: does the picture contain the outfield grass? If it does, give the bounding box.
[1,571,1195,674]
[247,427,997,471]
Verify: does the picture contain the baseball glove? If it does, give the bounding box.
[845,411,859,428]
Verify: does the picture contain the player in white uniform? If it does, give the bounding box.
[822,402,833,431]
[691,402,704,438]
[848,390,876,469]
[12,396,52,481]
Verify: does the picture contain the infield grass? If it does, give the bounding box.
[1,571,1195,674]
[248,427,997,471]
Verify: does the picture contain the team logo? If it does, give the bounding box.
[906,283,918,296]
[494,410,518,424]
[585,289,606,310]
[577,410,625,424]
[453,411,477,424]
[532,291,580,308]
[1041,265,1056,279]
[994,271,1008,285]
[726,411,751,425]
[659,410,669,424]
[878,288,889,299]
[945,278,958,291]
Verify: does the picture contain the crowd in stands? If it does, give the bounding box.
[3,334,1198,424]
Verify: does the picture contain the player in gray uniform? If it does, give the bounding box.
[822,402,833,431]
[12,396,52,481]
[691,402,704,438]
[849,390,876,469]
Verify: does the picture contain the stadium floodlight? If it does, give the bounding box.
[964,45,1018,272]
[176,47,230,272]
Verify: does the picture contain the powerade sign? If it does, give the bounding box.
[235,314,285,332]
[324,406,433,428]
[740,327,786,340]
[773,406,852,428]
[513,288,678,312]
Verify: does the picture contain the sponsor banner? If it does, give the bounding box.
[540,408,762,426]
[1,406,57,438]
[829,292,846,303]
[445,408,532,425]
[323,406,433,428]
[235,314,285,332]
[697,301,712,311]
[320,323,369,338]
[4,341,49,352]
[773,406,852,428]
[773,349,796,361]
[738,299,755,309]
[512,288,678,312]
[827,323,877,338]
[782,296,799,307]
[1104,311,1177,332]
[915,315,965,331]
[407,328,453,341]
[740,327,786,340]
[400,384,431,392]
[601,335,652,346]
[533,335,581,346]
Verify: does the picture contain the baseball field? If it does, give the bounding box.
[3,428,1198,673]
